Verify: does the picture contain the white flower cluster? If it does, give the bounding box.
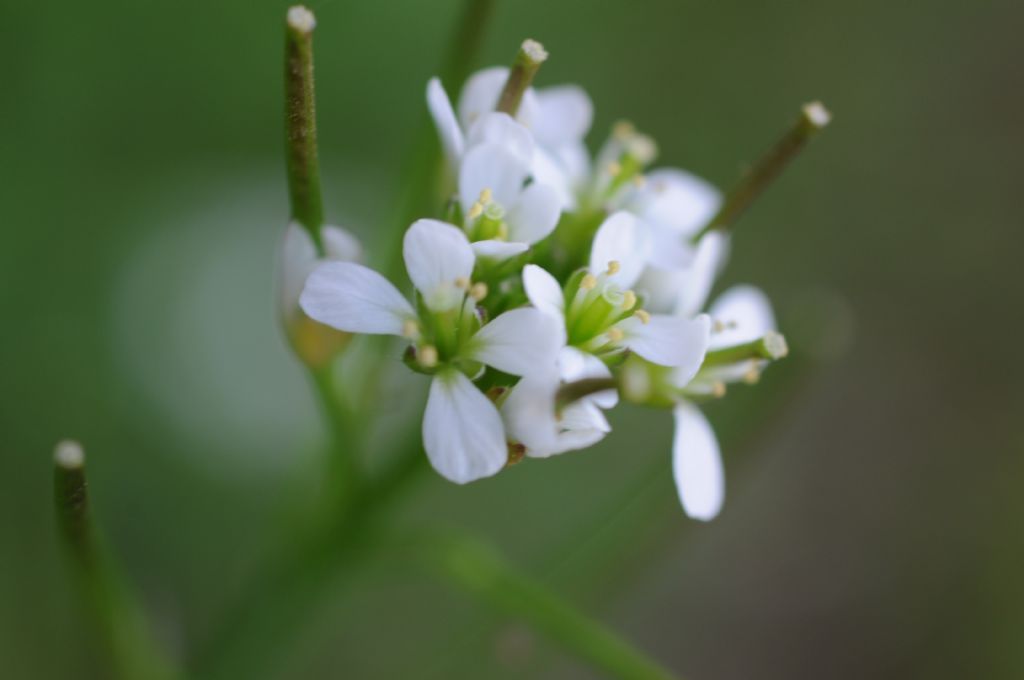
[292,60,787,520]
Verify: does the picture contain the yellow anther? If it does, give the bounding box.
[621,290,637,311]
[467,202,484,220]
[479,188,493,204]
[580,273,598,291]
[418,345,438,368]
[607,327,625,343]
[470,282,488,301]
[742,362,762,384]
[454,276,470,290]
[712,381,727,398]
[712,319,726,333]
[606,161,622,177]
[401,319,420,338]
[606,260,621,276]
[634,309,651,324]
[613,120,635,139]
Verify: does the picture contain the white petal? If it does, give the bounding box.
[321,225,362,263]
[500,370,560,455]
[672,402,724,521]
[468,308,564,376]
[278,222,318,322]
[459,143,529,211]
[423,370,507,484]
[639,168,721,238]
[465,112,534,166]
[531,147,578,211]
[589,211,651,288]
[556,400,611,451]
[403,219,475,311]
[522,264,565,319]
[506,182,562,245]
[674,232,729,317]
[532,85,593,146]
[619,313,711,368]
[299,262,414,335]
[557,347,618,409]
[426,77,465,173]
[708,285,776,349]
[457,67,539,130]
[471,240,530,260]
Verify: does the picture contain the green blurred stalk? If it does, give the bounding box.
[309,364,361,513]
[53,441,179,680]
[414,528,680,680]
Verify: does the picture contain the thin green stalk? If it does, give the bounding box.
[691,101,831,243]
[309,364,361,512]
[702,331,789,367]
[416,529,680,680]
[285,5,324,251]
[53,441,179,680]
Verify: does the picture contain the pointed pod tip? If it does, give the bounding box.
[287,5,316,34]
[54,440,85,470]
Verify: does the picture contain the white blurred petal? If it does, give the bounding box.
[403,219,475,311]
[532,85,593,146]
[426,77,465,173]
[423,370,507,484]
[506,182,561,245]
[459,143,530,211]
[466,112,534,165]
[457,68,508,130]
[471,240,530,260]
[522,264,565,319]
[299,262,413,335]
[501,370,609,459]
[589,211,651,288]
[531,148,578,210]
[278,222,318,321]
[558,346,618,409]
[639,168,721,238]
[674,232,729,317]
[620,313,710,368]
[708,285,776,349]
[468,308,564,376]
[672,402,724,520]
[321,225,362,263]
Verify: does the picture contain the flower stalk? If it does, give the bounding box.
[53,441,179,680]
[284,6,325,252]
[692,101,831,242]
[496,39,548,116]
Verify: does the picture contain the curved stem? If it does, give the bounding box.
[413,528,680,680]
[53,442,180,680]
[309,364,360,511]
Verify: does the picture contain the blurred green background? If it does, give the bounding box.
[2,0,1022,677]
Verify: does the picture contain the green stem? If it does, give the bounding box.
[416,529,680,680]
[53,441,179,680]
[496,39,548,116]
[284,5,324,252]
[692,101,831,243]
[309,364,360,512]
[702,331,788,367]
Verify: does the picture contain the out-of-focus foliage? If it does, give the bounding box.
[1,0,1021,678]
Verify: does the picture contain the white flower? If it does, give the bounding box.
[524,211,711,369]
[501,346,616,458]
[428,70,593,209]
[278,221,362,327]
[669,285,778,521]
[300,219,564,484]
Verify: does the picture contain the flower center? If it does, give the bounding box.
[562,260,650,355]
[466,187,510,242]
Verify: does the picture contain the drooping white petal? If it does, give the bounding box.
[708,285,776,349]
[557,346,618,409]
[675,232,729,317]
[619,313,711,368]
[471,240,530,260]
[321,225,363,263]
[556,400,611,451]
[403,219,475,312]
[423,370,507,484]
[589,211,651,289]
[531,85,593,147]
[459,143,530,211]
[299,262,414,335]
[638,168,721,238]
[672,402,724,521]
[506,182,561,245]
[465,112,534,166]
[468,308,564,376]
[426,77,465,173]
[522,264,565,320]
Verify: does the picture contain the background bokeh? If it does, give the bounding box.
[2,0,1022,678]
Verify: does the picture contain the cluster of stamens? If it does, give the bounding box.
[565,259,651,355]
[465,188,509,241]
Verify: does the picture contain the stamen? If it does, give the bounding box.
[606,260,621,276]
[742,361,762,384]
[580,274,598,291]
[607,327,625,343]
[418,345,438,368]
[467,202,484,219]
[712,381,727,398]
[613,120,635,140]
[606,161,622,177]
[633,309,650,324]
[712,319,726,333]
[621,290,637,311]
[470,282,488,301]
[401,319,420,339]
[454,276,470,290]
[478,188,493,204]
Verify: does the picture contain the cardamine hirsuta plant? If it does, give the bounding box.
[53,5,829,679]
